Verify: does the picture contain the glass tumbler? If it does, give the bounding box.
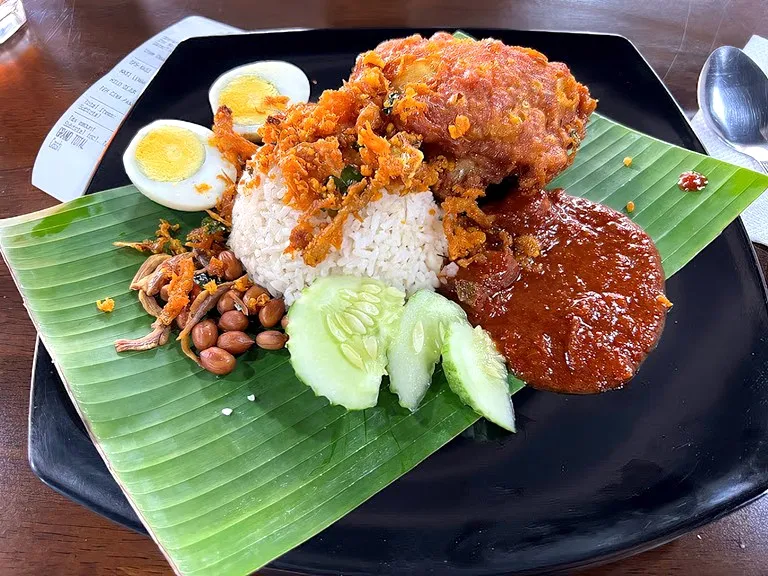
[0,0,26,44]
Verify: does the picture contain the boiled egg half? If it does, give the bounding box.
[123,120,236,212]
[208,61,310,140]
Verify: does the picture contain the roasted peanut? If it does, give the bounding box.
[219,250,244,281]
[192,319,218,351]
[256,330,288,350]
[199,347,236,375]
[244,284,269,315]
[217,331,255,355]
[175,306,190,330]
[217,290,243,314]
[259,298,285,328]
[219,310,249,332]
[159,284,170,302]
[281,315,289,329]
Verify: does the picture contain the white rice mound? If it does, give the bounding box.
[229,168,447,305]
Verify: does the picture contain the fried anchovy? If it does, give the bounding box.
[135,252,195,295]
[230,292,249,315]
[194,252,211,269]
[179,333,200,366]
[138,290,163,317]
[114,322,171,352]
[158,324,171,346]
[130,253,171,289]
[176,276,244,340]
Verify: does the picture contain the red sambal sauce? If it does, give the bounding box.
[443,189,670,394]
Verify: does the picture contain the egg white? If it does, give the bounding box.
[123,119,236,212]
[208,60,310,140]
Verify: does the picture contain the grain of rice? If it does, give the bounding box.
[229,168,447,305]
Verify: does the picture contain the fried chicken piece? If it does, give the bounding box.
[349,32,597,197]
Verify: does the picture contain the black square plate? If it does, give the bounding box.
[28,28,768,575]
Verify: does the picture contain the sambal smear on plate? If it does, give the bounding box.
[441,188,670,394]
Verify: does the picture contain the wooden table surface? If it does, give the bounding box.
[2,0,768,574]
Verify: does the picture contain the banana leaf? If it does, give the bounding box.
[2,113,767,575]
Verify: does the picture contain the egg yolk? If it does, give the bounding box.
[219,75,284,125]
[135,127,205,182]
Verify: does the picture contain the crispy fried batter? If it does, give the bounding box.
[232,276,252,292]
[207,256,226,278]
[349,32,596,195]
[185,225,226,256]
[114,219,185,255]
[221,32,595,266]
[245,68,447,266]
[96,298,115,313]
[214,172,239,223]
[211,107,258,177]
[158,257,196,326]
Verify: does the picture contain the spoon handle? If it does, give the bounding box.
[742,146,768,174]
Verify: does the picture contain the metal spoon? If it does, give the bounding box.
[698,46,768,172]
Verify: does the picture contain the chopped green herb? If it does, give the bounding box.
[201,216,226,235]
[340,165,363,185]
[332,164,364,194]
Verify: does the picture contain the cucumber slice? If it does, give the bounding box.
[286,276,405,410]
[442,323,516,432]
[387,290,467,411]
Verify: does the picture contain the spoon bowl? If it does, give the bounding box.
[698,46,768,167]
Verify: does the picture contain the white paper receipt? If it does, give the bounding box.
[32,16,242,202]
